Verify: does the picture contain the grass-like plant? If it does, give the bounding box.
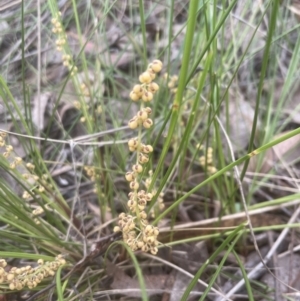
[1,0,300,300]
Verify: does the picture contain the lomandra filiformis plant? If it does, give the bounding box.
[114,60,164,255]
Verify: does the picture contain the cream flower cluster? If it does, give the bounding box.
[114,60,163,255]
[0,132,22,169]
[51,12,77,76]
[199,145,217,174]
[0,255,66,291]
[51,13,66,52]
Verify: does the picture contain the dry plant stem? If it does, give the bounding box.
[219,205,300,301]
[183,94,297,298]
[159,199,299,232]
[210,103,300,299]
[0,128,129,146]
[143,253,233,301]
[66,140,87,256]
[199,94,290,294]
[0,13,49,65]
[36,0,41,145]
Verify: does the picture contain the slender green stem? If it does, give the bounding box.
[148,0,198,194]
[240,0,280,180]
[139,0,147,67]
[153,126,300,224]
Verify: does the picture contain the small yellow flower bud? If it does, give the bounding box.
[119,212,126,219]
[138,204,145,211]
[6,145,13,152]
[37,259,44,265]
[114,226,121,232]
[139,72,152,84]
[168,81,175,88]
[148,69,156,80]
[143,118,153,129]
[128,138,138,148]
[129,91,140,101]
[129,223,135,230]
[142,245,149,252]
[171,75,178,82]
[207,147,213,154]
[143,145,153,153]
[127,199,136,208]
[9,283,15,290]
[137,241,144,248]
[137,110,148,121]
[148,82,159,93]
[199,156,205,165]
[16,282,23,290]
[33,175,39,181]
[144,107,152,114]
[129,181,139,190]
[145,225,153,234]
[146,193,153,201]
[133,84,143,94]
[147,236,155,244]
[132,164,143,173]
[208,166,217,174]
[151,60,163,73]
[26,162,35,170]
[138,153,149,164]
[128,118,138,129]
[150,247,158,255]
[96,105,102,114]
[125,172,135,182]
[0,259,7,268]
[7,273,15,281]
[140,211,147,219]
[142,91,153,102]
